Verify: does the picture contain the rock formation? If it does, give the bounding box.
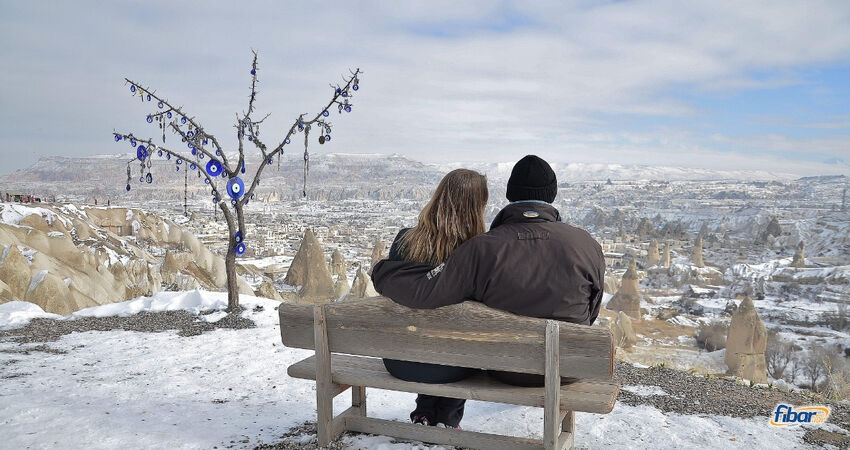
[646,240,660,267]
[692,235,704,268]
[284,228,335,302]
[0,246,31,301]
[791,241,805,268]
[606,260,642,320]
[330,249,346,279]
[725,296,767,383]
[255,279,283,301]
[662,242,671,267]
[759,216,782,243]
[349,266,379,298]
[333,274,350,299]
[611,311,637,349]
[370,238,386,273]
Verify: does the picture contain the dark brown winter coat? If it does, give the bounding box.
[371,201,605,325]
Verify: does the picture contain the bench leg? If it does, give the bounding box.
[560,411,575,450]
[543,320,561,450]
[314,305,346,447]
[352,385,366,416]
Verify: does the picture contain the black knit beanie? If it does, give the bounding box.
[506,155,557,203]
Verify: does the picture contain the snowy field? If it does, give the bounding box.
[0,292,827,449]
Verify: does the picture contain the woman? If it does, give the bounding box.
[382,168,489,429]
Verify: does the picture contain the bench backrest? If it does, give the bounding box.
[280,297,614,380]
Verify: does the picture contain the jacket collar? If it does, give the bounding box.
[490,201,561,229]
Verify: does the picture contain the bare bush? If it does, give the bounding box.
[824,300,848,331]
[802,344,829,392]
[821,345,850,401]
[696,321,727,352]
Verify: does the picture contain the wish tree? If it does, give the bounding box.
[113,51,361,311]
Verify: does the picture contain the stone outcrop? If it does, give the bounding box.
[725,296,767,383]
[692,235,704,268]
[662,242,671,267]
[255,280,283,301]
[370,238,386,273]
[611,311,637,349]
[646,240,660,267]
[330,249,346,279]
[0,246,32,301]
[606,260,642,320]
[791,241,805,268]
[285,228,335,302]
[333,275,350,299]
[349,266,379,298]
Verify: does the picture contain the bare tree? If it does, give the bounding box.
[765,330,793,380]
[802,344,828,392]
[113,51,361,311]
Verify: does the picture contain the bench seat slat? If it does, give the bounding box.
[288,354,619,414]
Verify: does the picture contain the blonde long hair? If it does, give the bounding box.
[400,169,489,265]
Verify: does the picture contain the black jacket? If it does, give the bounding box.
[372,201,605,325]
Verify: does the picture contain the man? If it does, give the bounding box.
[371,155,606,386]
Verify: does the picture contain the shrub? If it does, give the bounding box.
[696,321,728,352]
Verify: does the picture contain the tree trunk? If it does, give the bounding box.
[225,235,239,311]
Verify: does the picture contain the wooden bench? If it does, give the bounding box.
[280,297,619,450]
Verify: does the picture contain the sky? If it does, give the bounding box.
[1,1,849,176]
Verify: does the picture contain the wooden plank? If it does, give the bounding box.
[288,354,619,414]
[345,416,543,450]
[557,429,574,450]
[560,411,575,450]
[562,410,575,434]
[313,305,336,447]
[280,297,614,379]
[543,320,561,450]
[352,385,366,416]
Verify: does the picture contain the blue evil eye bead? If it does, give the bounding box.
[298,124,304,131]
[146,115,153,123]
[203,139,208,145]
[166,153,171,160]
[318,135,325,144]
[344,105,352,112]
[166,111,172,119]
[213,196,218,203]
[206,159,222,176]
[352,84,359,91]
[189,163,196,170]
[130,139,137,147]
[226,177,245,199]
[285,138,290,144]
[158,149,163,157]
[234,231,243,243]
[126,184,131,191]
[176,158,182,164]
[139,177,144,183]
[231,199,238,206]
[221,171,227,178]
[240,162,245,174]
[216,150,221,156]
[235,242,246,255]
[250,69,256,75]
[341,91,348,97]
[267,158,273,165]
[146,173,153,184]
[322,110,329,117]
[136,146,147,161]
[158,101,164,109]
[114,135,121,142]
[204,178,210,184]
[181,117,187,124]
[199,153,204,159]
[187,131,194,138]
[176,166,180,172]
[335,88,341,94]
[191,147,197,155]
[325,134,331,142]
[247,136,252,141]
[130,85,136,93]
[146,94,151,101]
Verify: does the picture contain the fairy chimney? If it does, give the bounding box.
[692,235,705,268]
[610,311,638,349]
[791,241,805,268]
[662,242,671,267]
[370,238,386,274]
[725,296,767,383]
[646,240,660,267]
[284,228,335,302]
[330,249,346,279]
[606,260,641,320]
[333,274,350,299]
[349,266,379,298]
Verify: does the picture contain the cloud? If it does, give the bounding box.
[1,1,849,176]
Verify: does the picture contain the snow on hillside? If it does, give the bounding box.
[0,292,833,449]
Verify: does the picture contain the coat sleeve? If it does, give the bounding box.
[586,245,606,325]
[371,245,478,309]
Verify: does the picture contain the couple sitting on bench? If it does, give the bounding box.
[371,155,606,430]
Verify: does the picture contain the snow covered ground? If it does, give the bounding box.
[0,292,831,449]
